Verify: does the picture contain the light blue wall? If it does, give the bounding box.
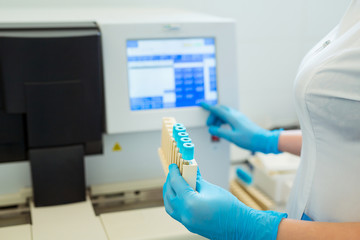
[0,0,351,127]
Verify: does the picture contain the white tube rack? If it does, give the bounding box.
[158,117,198,190]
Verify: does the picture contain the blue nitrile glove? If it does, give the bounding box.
[201,103,282,154]
[163,164,287,240]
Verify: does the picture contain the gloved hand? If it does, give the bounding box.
[163,164,287,240]
[201,102,282,154]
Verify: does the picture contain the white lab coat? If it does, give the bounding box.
[288,0,360,221]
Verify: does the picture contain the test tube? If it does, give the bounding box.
[177,136,191,167]
[175,129,187,166]
[172,123,184,139]
[182,143,194,161]
[179,137,192,154]
[172,125,186,164]
[173,125,186,143]
[177,132,189,148]
[180,143,197,190]
[173,123,186,141]
[180,142,194,174]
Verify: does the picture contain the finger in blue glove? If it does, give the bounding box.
[200,102,282,154]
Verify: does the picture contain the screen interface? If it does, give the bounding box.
[127,38,218,111]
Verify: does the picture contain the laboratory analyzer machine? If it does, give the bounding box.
[0,8,239,239]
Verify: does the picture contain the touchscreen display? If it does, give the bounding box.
[127,38,217,111]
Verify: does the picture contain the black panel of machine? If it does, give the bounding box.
[30,145,85,207]
[0,22,104,206]
[25,81,85,147]
[0,111,26,162]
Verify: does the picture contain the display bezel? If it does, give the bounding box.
[100,21,238,133]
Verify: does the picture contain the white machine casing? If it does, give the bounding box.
[0,8,238,204]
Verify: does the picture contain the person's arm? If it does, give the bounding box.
[278,218,360,240]
[163,164,287,240]
[278,130,302,156]
[163,165,360,240]
[201,103,304,156]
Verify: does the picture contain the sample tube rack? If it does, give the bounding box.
[158,117,198,190]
